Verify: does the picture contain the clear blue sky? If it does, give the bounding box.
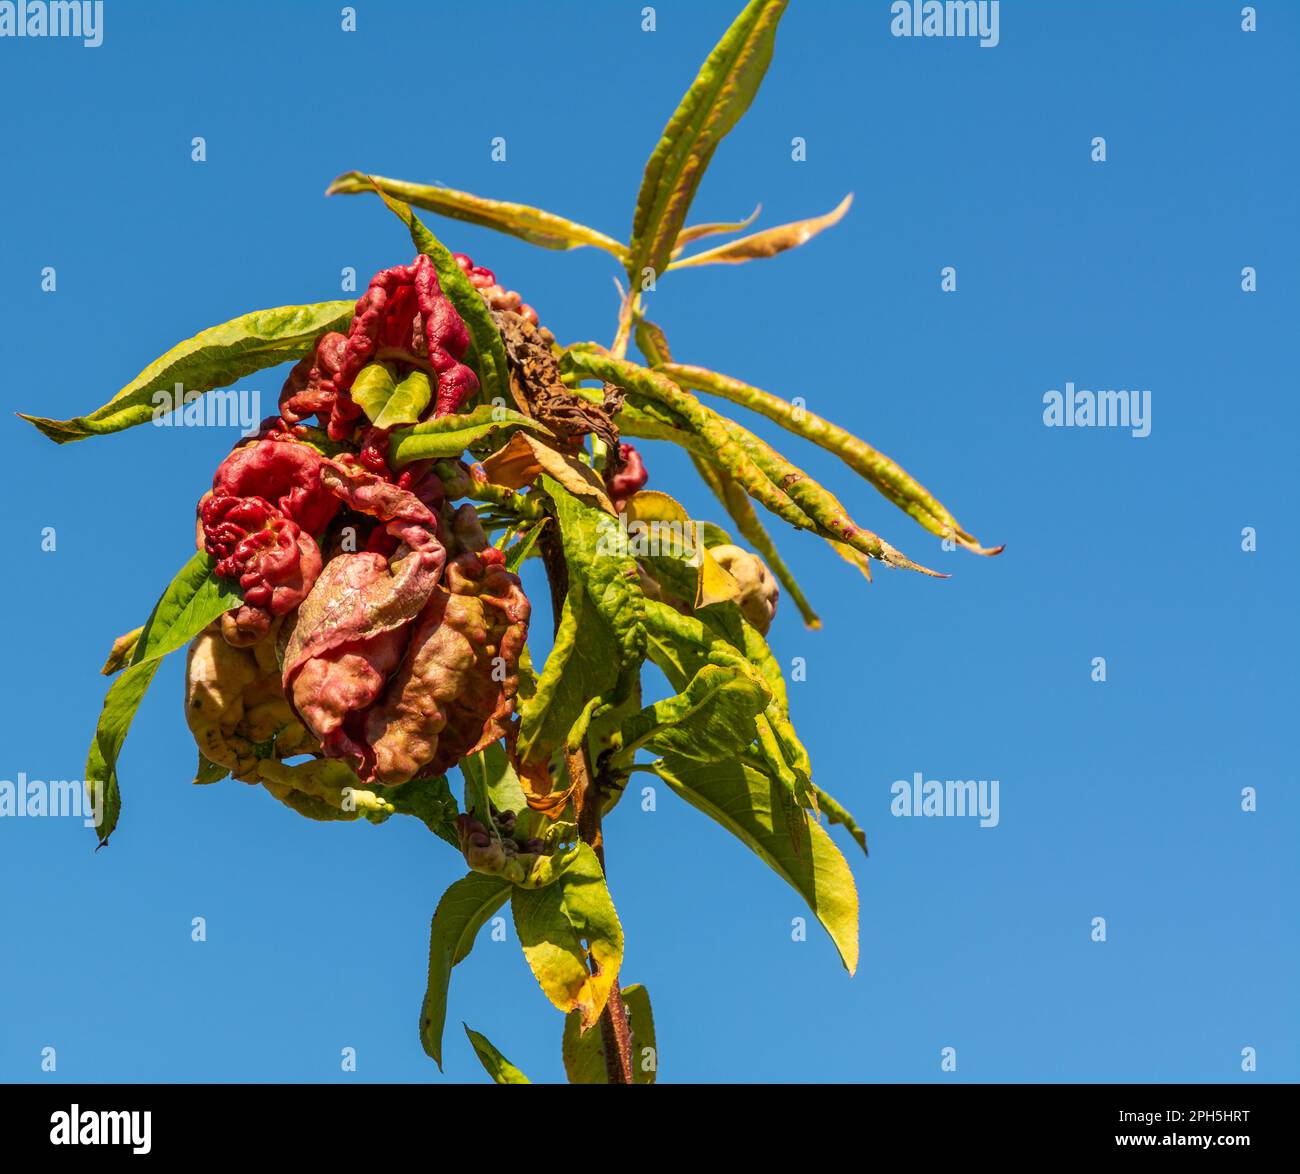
[2,0,1295,1083]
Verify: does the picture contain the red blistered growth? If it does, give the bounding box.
[454,253,497,290]
[607,443,648,512]
[211,435,340,535]
[200,494,322,617]
[279,332,349,427]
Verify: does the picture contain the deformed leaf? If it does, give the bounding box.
[669,193,852,269]
[627,0,789,281]
[421,872,513,1069]
[481,431,614,515]
[563,983,657,1084]
[388,404,548,467]
[622,490,741,609]
[329,171,627,259]
[194,755,229,786]
[652,756,859,973]
[20,301,354,443]
[511,842,624,1030]
[463,1025,532,1084]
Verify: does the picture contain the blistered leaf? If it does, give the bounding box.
[481,432,614,515]
[388,404,549,467]
[627,0,789,281]
[365,180,511,410]
[420,872,513,1068]
[257,758,395,822]
[690,456,820,627]
[652,756,859,973]
[563,983,657,1084]
[20,302,354,443]
[511,842,624,1030]
[463,1025,532,1084]
[622,490,741,609]
[329,171,627,259]
[669,194,852,269]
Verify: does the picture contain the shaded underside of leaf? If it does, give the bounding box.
[463,1025,532,1084]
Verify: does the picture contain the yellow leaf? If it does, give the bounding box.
[670,194,853,269]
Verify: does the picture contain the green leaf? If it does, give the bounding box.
[627,0,789,281]
[460,742,528,821]
[514,480,645,801]
[194,754,228,786]
[463,1025,532,1084]
[86,552,244,846]
[328,171,628,259]
[86,660,160,847]
[350,363,434,431]
[812,783,869,856]
[373,774,460,846]
[563,983,657,1084]
[614,663,769,769]
[512,842,624,1030]
[19,302,354,443]
[651,756,859,973]
[419,873,513,1069]
[130,552,243,667]
[388,405,549,467]
[365,181,511,411]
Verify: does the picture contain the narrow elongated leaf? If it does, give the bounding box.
[661,363,1001,554]
[85,659,159,846]
[86,552,242,845]
[652,756,859,973]
[388,404,548,467]
[628,0,789,281]
[366,181,511,410]
[669,194,852,269]
[463,1025,532,1084]
[420,872,513,1068]
[20,302,354,443]
[130,552,243,667]
[564,350,942,576]
[512,842,624,1031]
[329,171,627,259]
[812,783,869,855]
[563,983,657,1084]
[673,205,761,253]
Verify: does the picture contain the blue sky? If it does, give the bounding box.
[2,0,1296,1083]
